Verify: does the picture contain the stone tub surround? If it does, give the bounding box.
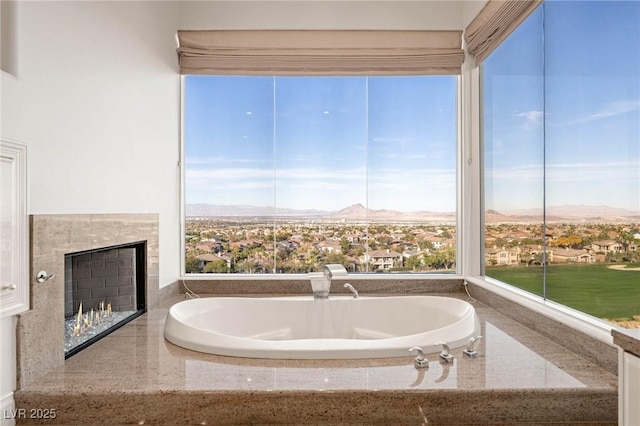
[465,281,618,376]
[157,279,180,301]
[178,275,464,296]
[612,328,640,357]
[17,214,159,389]
[14,293,617,424]
[178,276,618,374]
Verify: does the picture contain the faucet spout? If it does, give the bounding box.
[308,264,348,299]
[308,272,329,299]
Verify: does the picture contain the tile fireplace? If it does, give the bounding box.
[17,213,159,389]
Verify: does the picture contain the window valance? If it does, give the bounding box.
[177,30,464,76]
[465,0,543,64]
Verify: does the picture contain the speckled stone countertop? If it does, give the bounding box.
[15,293,618,425]
[612,327,640,357]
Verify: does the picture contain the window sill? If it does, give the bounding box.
[180,272,462,281]
[465,275,615,346]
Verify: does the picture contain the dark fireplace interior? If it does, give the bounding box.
[64,241,146,358]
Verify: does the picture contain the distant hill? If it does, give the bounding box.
[186,203,329,217]
[486,205,640,223]
[330,203,367,218]
[187,203,455,223]
[187,203,638,223]
[328,203,455,222]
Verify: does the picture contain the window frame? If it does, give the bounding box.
[179,74,464,280]
[474,2,621,344]
[175,6,619,345]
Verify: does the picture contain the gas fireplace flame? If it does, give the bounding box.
[72,300,113,337]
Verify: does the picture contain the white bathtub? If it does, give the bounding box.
[164,295,480,359]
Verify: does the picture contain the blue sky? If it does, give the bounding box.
[484,0,639,212]
[184,75,457,212]
[185,1,639,214]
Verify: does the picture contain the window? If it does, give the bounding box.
[483,1,640,329]
[183,76,457,274]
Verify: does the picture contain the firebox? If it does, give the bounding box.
[64,241,146,358]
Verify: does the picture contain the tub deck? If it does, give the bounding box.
[14,293,618,425]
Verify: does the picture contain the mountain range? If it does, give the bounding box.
[187,203,639,223]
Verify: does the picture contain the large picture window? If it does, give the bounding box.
[483,1,640,329]
[183,76,458,274]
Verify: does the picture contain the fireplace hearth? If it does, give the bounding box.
[64,241,146,358]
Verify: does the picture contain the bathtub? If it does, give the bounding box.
[164,295,480,359]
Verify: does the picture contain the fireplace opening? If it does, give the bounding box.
[64,241,146,358]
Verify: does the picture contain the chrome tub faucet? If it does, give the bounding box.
[308,264,348,299]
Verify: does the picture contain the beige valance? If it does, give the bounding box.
[177,30,464,76]
[465,0,543,64]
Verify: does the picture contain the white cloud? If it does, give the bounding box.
[514,110,544,126]
[185,156,270,166]
[545,161,640,183]
[485,164,543,180]
[186,168,272,180]
[371,137,411,144]
[487,161,640,183]
[557,100,640,126]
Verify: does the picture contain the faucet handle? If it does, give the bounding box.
[463,335,483,358]
[343,283,359,298]
[409,346,429,369]
[435,341,454,364]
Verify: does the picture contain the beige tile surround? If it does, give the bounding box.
[16,213,159,389]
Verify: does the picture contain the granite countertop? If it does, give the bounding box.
[15,293,618,425]
[612,327,640,357]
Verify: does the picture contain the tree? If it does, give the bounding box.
[234,259,259,273]
[185,256,200,273]
[376,234,393,248]
[520,252,533,266]
[424,248,456,270]
[531,251,549,265]
[556,235,583,249]
[232,246,248,262]
[406,255,423,271]
[203,259,229,273]
[419,240,434,251]
[280,258,305,273]
[439,229,452,239]
[340,237,352,254]
[275,230,292,241]
[324,252,348,268]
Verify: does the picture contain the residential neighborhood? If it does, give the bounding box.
[185,218,456,273]
[484,223,640,266]
[184,217,639,273]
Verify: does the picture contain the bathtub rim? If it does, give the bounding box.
[164,294,481,360]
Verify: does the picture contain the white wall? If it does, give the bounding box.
[1,0,480,293]
[178,1,467,30]
[0,0,484,409]
[461,0,488,29]
[1,1,181,288]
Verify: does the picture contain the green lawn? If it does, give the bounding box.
[486,263,640,320]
